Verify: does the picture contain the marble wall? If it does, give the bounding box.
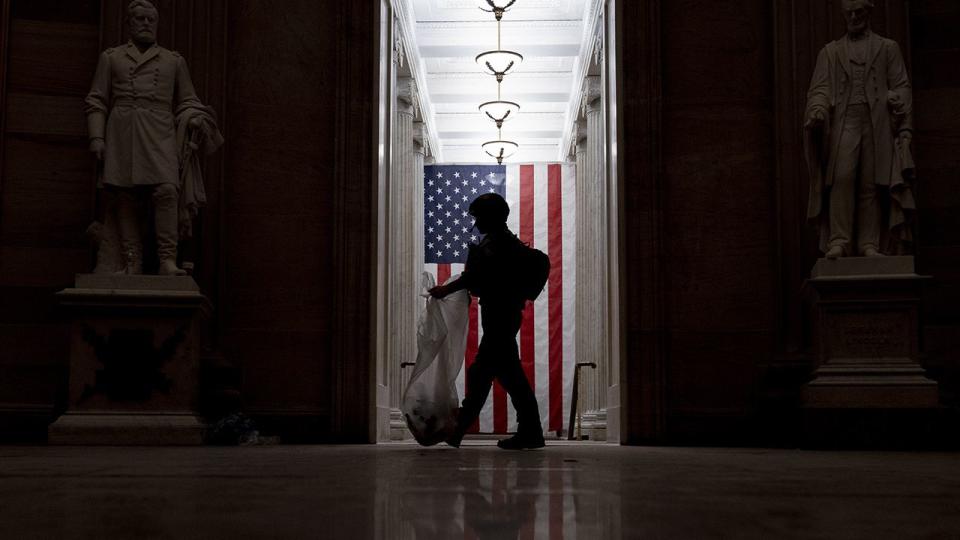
[911,1,960,403]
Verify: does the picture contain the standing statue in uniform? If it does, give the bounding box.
[804,0,916,259]
[85,0,222,275]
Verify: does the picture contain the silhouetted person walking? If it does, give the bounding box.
[430,193,545,450]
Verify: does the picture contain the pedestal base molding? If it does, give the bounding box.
[48,274,209,445]
[49,413,204,445]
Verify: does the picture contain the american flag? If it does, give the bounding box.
[424,163,576,435]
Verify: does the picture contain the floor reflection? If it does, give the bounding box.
[3,445,960,538]
[381,442,619,539]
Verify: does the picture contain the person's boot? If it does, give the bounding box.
[497,430,545,450]
[153,184,186,276]
[445,415,467,448]
[445,428,464,448]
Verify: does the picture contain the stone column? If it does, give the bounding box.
[574,120,592,420]
[389,77,416,438]
[580,76,608,439]
[405,121,427,407]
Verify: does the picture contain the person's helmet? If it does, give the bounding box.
[468,193,510,224]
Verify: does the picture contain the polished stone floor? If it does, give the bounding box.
[1,441,959,539]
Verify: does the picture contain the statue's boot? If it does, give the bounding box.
[825,245,843,259]
[154,184,186,276]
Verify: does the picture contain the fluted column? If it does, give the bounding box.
[407,122,427,398]
[579,76,607,438]
[574,120,593,419]
[389,77,416,438]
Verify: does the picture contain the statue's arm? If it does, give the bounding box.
[85,51,112,142]
[805,47,831,125]
[887,41,913,133]
[174,56,203,110]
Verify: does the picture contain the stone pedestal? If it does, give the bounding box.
[48,275,210,445]
[802,257,941,445]
[804,256,937,407]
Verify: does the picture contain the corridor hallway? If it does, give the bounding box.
[2,443,959,538]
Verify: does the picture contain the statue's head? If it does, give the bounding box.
[841,0,873,36]
[127,0,159,46]
[468,193,509,234]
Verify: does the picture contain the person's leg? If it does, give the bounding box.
[448,338,496,446]
[482,305,544,449]
[494,336,543,436]
[828,108,864,257]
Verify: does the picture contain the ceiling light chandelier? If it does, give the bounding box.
[477,0,521,164]
[478,82,520,129]
[475,0,522,81]
[482,129,519,165]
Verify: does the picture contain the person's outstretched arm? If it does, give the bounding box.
[429,273,470,299]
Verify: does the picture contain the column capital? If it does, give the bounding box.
[581,75,602,116]
[397,77,417,116]
[569,118,588,158]
[413,122,429,156]
[576,138,588,156]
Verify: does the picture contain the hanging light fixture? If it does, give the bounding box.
[478,99,520,128]
[478,80,520,129]
[475,0,522,80]
[482,129,519,165]
[477,0,520,163]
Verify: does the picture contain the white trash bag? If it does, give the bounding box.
[401,271,470,446]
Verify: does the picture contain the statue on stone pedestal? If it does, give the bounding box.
[85,0,223,275]
[804,0,915,259]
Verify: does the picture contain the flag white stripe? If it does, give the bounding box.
[562,163,577,437]
[531,163,551,434]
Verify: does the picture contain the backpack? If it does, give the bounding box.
[517,243,551,301]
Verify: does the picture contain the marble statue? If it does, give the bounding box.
[85,0,222,275]
[804,0,915,259]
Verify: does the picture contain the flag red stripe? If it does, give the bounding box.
[466,297,480,433]
[547,163,564,432]
[493,380,507,433]
[518,164,536,432]
[437,264,451,287]
[519,165,536,389]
